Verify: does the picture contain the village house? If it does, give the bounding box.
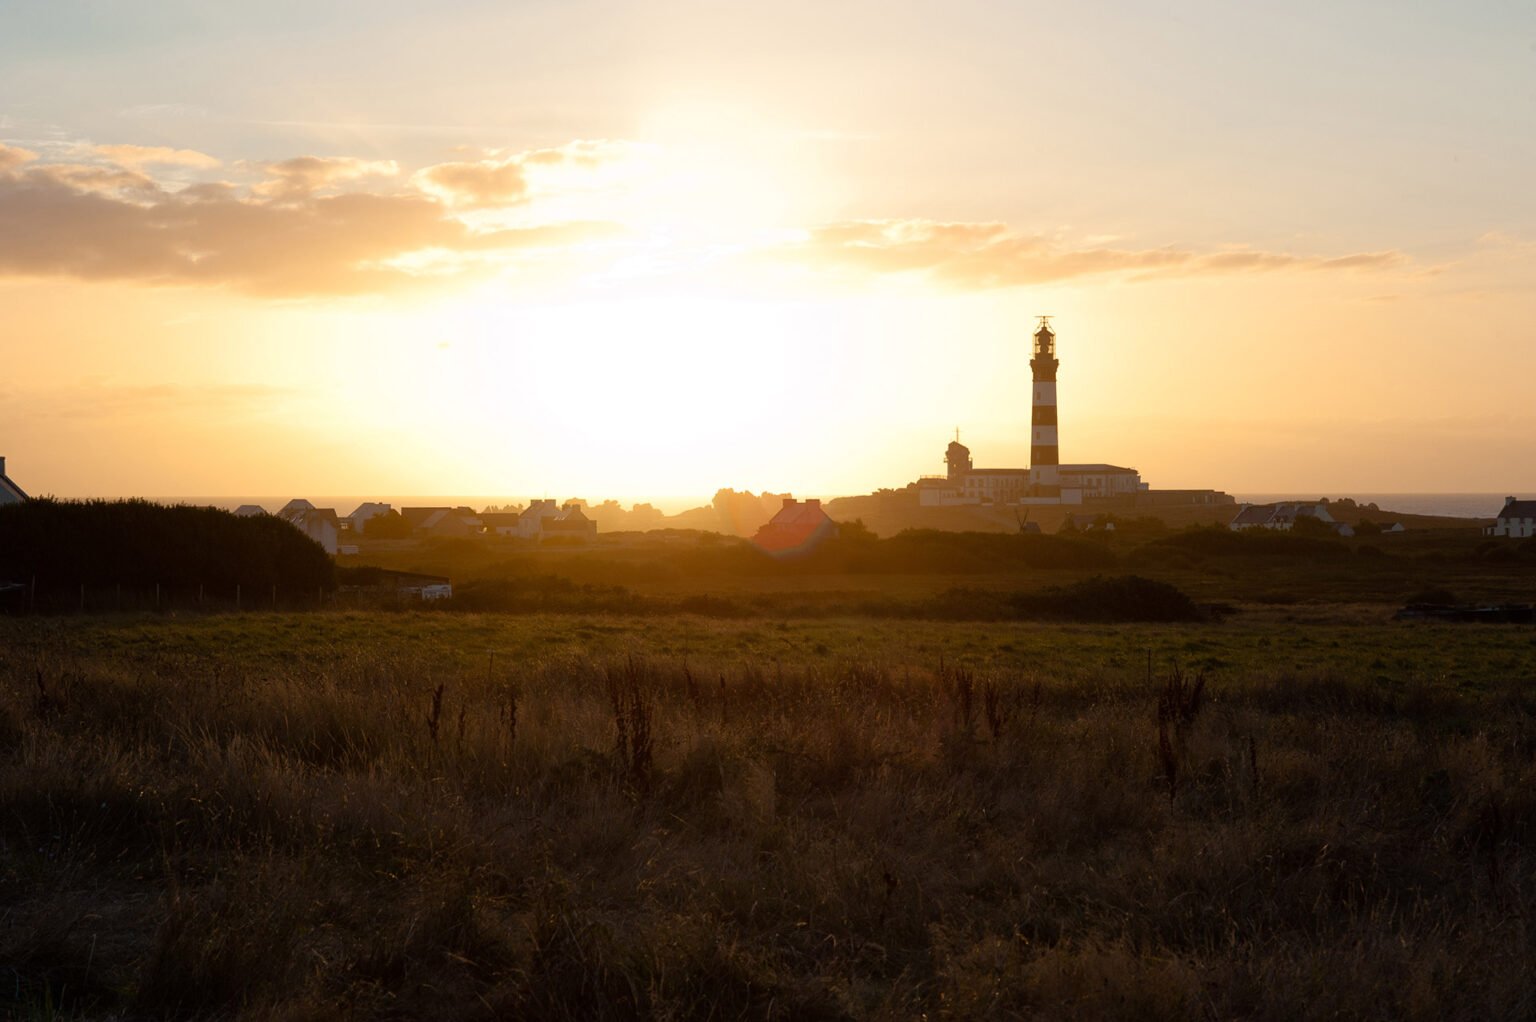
[344,502,392,532]
[233,504,267,517]
[510,500,596,541]
[1484,497,1536,539]
[1234,504,1333,534]
[0,457,29,505]
[1228,501,1352,535]
[479,511,524,537]
[401,506,482,538]
[278,501,341,555]
[752,497,839,556]
[541,504,596,542]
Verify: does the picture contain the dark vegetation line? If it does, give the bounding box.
[4,500,1534,619]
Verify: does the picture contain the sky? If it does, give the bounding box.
[2,1,1533,507]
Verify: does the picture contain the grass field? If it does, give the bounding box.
[4,610,1535,1019]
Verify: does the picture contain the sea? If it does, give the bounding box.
[130,493,1516,519]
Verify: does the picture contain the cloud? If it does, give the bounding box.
[19,162,162,197]
[786,219,1408,288]
[0,137,1411,300]
[414,139,641,209]
[0,149,619,296]
[94,143,222,170]
[252,156,400,199]
[414,156,528,208]
[0,143,37,172]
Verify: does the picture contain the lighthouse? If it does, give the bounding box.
[1028,317,1060,497]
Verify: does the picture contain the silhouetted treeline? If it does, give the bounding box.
[0,499,333,611]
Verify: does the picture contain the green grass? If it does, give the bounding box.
[2,612,1535,1018]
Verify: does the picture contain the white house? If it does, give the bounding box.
[345,502,392,532]
[278,501,341,555]
[1485,497,1536,539]
[0,457,28,505]
[1230,502,1340,532]
[233,504,267,517]
[515,499,562,538]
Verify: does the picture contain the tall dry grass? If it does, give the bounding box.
[1,623,1533,1019]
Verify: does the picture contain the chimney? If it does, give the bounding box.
[1508,496,1518,506]
[805,498,821,509]
[782,497,797,509]
[0,456,5,477]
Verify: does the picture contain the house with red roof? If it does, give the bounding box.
[751,497,839,557]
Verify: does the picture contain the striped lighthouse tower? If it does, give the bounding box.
[1027,317,1060,497]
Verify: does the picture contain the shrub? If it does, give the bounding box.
[0,499,333,611]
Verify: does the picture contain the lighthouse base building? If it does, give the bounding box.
[917,454,1147,507]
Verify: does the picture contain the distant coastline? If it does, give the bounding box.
[50,492,1520,521]
[1234,494,1511,520]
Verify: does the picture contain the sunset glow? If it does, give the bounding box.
[3,2,1533,501]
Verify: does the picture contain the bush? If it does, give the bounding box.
[0,499,333,611]
[913,575,1202,623]
[1010,575,1202,622]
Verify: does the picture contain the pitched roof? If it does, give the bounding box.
[519,500,559,522]
[754,498,838,555]
[1230,505,1275,526]
[419,508,478,531]
[1059,463,1138,474]
[0,457,27,504]
[347,502,391,521]
[401,506,449,527]
[1498,499,1536,519]
[1231,501,1335,527]
[294,507,340,528]
[233,504,267,516]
